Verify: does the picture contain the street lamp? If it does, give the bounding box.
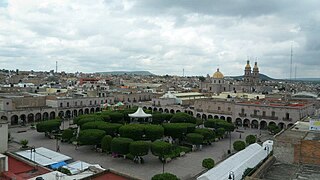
[228,131,232,154]
[30,146,36,171]
[228,171,235,180]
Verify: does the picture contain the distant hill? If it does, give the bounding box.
[295,78,320,82]
[227,74,275,81]
[97,71,155,76]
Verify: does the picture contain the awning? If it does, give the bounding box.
[50,161,67,169]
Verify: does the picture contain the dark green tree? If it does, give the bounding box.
[170,112,197,124]
[36,119,61,133]
[186,133,204,145]
[152,173,180,180]
[202,158,215,169]
[233,140,246,151]
[101,135,113,152]
[111,137,133,155]
[119,124,145,140]
[144,125,164,141]
[78,129,106,145]
[129,141,150,157]
[245,135,257,145]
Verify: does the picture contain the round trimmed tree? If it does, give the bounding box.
[245,135,257,145]
[194,128,215,143]
[144,125,164,141]
[186,133,204,145]
[233,140,246,151]
[61,129,74,142]
[119,124,145,140]
[101,135,113,152]
[152,173,179,180]
[111,137,133,155]
[36,119,61,133]
[129,141,150,157]
[78,129,106,145]
[202,158,215,169]
[151,141,172,157]
[170,112,196,124]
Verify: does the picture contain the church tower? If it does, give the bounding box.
[252,62,260,84]
[244,60,252,83]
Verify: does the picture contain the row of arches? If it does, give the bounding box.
[5,107,101,125]
[143,106,293,130]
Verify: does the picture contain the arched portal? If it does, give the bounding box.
[90,108,95,113]
[196,113,201,118]
[220,116,225,120]
[170,109,175,114]
[164,109,169,113]
[278,122,286,129]
[260,121,267,130]
[49,111,55,119]
[79,109,84,115]
[11,115,18,125]
[84,108,89,114]
[43,112,49,120]
[35,113,41,122]
[214,115,219,119]
[202,114,207,120]
[208,115,213,119]
[58,111,64,118]
[251,120,259,129]
[226,117,232,123]
[235,118,242,126]
[243,119,250,127]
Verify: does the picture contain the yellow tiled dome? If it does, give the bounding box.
[212,68,224,79]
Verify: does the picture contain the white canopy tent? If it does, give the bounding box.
[197,141,273,180]
[128,107,152,123]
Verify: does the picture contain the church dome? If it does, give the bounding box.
[245,60,251,69]
[212,68,224,79]
[253,62,259,70]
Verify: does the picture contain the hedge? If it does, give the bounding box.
[129,141,150,156]
[61,129,74,142]
[186,133,204,145]
[36,119,61,133]
[82,121,122,136]
[78,129,106,145]
[152,113,173,124]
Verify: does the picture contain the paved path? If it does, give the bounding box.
[9,126,271,180]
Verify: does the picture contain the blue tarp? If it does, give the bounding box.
[50,161,67,169]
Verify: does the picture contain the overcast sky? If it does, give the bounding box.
[0,0,319,78]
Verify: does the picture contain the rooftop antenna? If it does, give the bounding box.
[294,64,297,81]
[290,43,293,81]
[56,61,58,73]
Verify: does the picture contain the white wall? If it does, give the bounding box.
[0,121,8,153]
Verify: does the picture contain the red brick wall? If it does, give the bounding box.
[294,140,320,165]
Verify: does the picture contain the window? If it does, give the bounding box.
[67,102,69,107]
[80,101,83,106]
[75,102,77,106]
[228,107,231,111]
[254,110,258,115]
[286,113,290,119]
[218,107,221,110]
[263,111,266,116]
[241,108,245,114]
[90,101,92,105]
[101,100,103,104]
[60,103,63,107]
[94,100,97,105]
[271,111,275,117]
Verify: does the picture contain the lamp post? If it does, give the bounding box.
[228,171,235,180]
[228,131,232,154]
[30,146,36,171]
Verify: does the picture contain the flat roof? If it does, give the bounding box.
[15,147,72,166]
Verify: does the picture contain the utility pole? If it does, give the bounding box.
[56,61,58,74]
[290,44,293,81]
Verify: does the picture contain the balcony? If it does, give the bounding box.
[249,114,279,120]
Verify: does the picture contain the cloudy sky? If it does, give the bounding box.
[0,0,319,78]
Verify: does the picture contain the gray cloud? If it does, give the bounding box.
[0,0,319,78]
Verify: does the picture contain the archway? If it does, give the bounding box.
[189,111,193,116]
[1,116,8,121]
[79,109,84,115]
[20,114,26,123]
[226,117,232,123]
[148,107,152,111]
[43,112,49,120]
[208,115,213,119]
[58,111,64,118]
[96,107,100,112]
[269,121,276,127]
[159,108,163,113]
[90,108,95,113]
[196,113,201,118]
[27,113,34,123]
[278,122,286,129]
[260,121,267,130]
[143,106,147,110]
[84,108,89,114]
[220,116,225,120]
[202,114,207,120]
[49,111,55,119]
[73,110,78,117]
[11,115,18,125]
[251,120,259,129]
[66,110,71,118]
[164,109,169,113]
[170,109,175,114]
[153,107,158,112]
[235,118,242,126]
[214,115,219,119]
[176,110,181,113]
[243,119,250,127]
[35,113,41,122]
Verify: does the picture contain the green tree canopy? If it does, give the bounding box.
[202,158,215,169]
[233,140,246,151]
[162,123,196,139]
[36,119,61,133]
[129,141,150,157]
[152,113,173,124]
[170,112,197,124]
[194,128,215,143]
[186,133,204,145]
[151,141,172,157]
[61,129,74,142]
[111,137,133,155]
[119,124,145,140]
[245,135,257,145]
[78,129,106,145]
[204,119,235,132]
[101,135,113,152]
[152,173,180,180]
[144,125,164,141]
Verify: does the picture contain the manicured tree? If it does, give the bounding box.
[129,141,150,157]
[102,123,122,136]
[119,124,145,140]
[162,123,187,139]
[78,129,106,145]
[233,140,246,151]
[152,173,180,180]
[204,119,235,132]
[194,128,215,143]
[152,113,173,124]
[267,124,281,134]
[170,112,196,124]
[151,141,172,157]
[144,125,164,141]
[111,137,133,155]
[101,135,113,152]
[202,158,215,169]
[81,121,108,130]
[108,112,124,123]
[77,116,104,127]
[245,135,257,145]
[186,133,204,145]
[36,119,61,133]
[98,112,111,121]
[61,129,74,142]
[216,128,226,139]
